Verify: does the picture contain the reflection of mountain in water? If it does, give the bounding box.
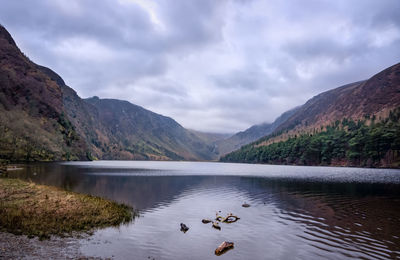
[10,163,400,259]
[240,177,400,254]
[13,164,202,210]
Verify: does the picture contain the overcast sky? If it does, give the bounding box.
[1,0,400,133]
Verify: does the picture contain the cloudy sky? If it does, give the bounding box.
[1,0,400,133]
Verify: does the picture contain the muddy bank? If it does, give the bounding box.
[0,231,91,259]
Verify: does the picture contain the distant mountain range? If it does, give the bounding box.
[221,63,400,167]
[1,25,399,167]
[216,107,299,156]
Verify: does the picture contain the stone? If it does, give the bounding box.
[215,241,234,256]
[180,223,189,233]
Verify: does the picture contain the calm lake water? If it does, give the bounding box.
[9,161,400,260]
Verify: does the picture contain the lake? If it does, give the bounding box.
[9,161,400,259]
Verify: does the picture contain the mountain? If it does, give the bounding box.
[189,130,232,144]
[2,23,400,166]
[265,63,400,141]
[216,107,299,156]
[222,63,400,168]
[42,66,218,161]
[85,97,217,160]
[188,130,232,154]
[0,25,88,161]
[0,25,216,161]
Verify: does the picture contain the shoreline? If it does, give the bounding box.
[0,177,135,240]
[0,231,90,259]
[3,159,400,170]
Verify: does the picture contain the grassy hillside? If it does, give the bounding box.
[221,108,400,168]
[222,63,400,168]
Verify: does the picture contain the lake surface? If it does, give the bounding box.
[9,161,400,259]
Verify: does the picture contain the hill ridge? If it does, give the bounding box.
[221,62,400,168]
[0,25,216,161]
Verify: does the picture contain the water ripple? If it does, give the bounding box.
[9,161,400,260]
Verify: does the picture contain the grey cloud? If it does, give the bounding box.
[212,71,262,90]
[210,58,305,97]
[282,38,365,64]
[157,0,227,47]
[0,0,399,133]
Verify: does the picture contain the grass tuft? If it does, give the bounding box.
[0,177,135,239]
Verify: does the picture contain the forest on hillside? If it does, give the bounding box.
[221,108,400,168]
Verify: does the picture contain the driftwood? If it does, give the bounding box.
[180,223,189,233]
[215,241,234,256]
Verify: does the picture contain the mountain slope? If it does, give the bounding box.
[216,107,299,156]
[0,25,88,161]
[0,25,215,161]
[272,63,400,137]
[85,97,217,160]
[189,130,232,143]
[222,63,400,167]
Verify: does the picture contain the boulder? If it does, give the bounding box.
[212,222,221,230]
[180,223,189,233]
[215,241,234,256]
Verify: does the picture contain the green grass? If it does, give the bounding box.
[0,177,135,240]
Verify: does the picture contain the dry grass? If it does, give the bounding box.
[0,178,134,240]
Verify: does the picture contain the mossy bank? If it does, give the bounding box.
[0,177,134,240]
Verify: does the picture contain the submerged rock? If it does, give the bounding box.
[215,213,240,223]
[212,222,221,230]
[180,223,189,233]
[222,214,240,223]
[215,241,234,256]
[202,219,212,224]
[216,215,223,222]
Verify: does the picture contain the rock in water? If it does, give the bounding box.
[215,241,234,256]
[242,203,250,208]
[212,222,221,230]
[202,219,212,224]
[180,223,189,233]
[222,214,240,223]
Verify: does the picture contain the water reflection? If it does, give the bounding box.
[8,162,400,260]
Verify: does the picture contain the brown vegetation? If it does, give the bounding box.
[263,63,400,147]
[0,178,134,240]
[0,24,218,162]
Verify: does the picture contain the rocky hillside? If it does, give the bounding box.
[85,97,217,160]
[268,63,400,142]
[222,63,400,168]
[0,25,216,161]
[0,25,88,161]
